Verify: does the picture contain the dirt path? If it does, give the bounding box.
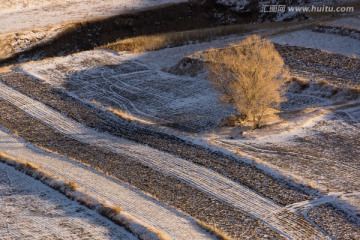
[0,81,328,239]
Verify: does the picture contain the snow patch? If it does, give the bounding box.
[271,30,360,58]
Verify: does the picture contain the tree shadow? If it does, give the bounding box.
[18,49,234,133]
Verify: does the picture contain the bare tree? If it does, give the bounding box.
[204,35,287,128]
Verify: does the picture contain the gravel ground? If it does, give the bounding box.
[0,100,283,239]
[275,44,360,88]
[0,71,315,206]
[308,203,360,239]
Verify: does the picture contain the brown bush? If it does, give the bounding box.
[205,35,287,128]
[221,114,238,127]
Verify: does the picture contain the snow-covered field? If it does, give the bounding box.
[209,105,360,192]
[0,0,187,34]
[122,35,246,71]
[21,50,234,132]
[0,0,189,61]
[0,162,136,240]
[0,81,328,239]
[0,127,212,240]
[271,29,360,58]
[1,5,359,237]
[18,35,359,192]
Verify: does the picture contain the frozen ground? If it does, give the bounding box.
[21,50,234,132]
[0,0,187,34]
[122,35,245,71]
[271,29,360,58]
[0,81,328,239]
[324,16,360,31]
[0,127,212,240]
[19,42,359,192]
[0,0,188,61]
[0,162,136,240]
[1,12,359,237]
[208,104,360,193]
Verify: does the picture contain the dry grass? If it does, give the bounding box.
[107,106,153,125]
[205,35,287,129]
[66,181,79,191]
[13,129,20,137]
[0,66,12,73]
[291,75,360,100]
[318,79,332,86]
[352,87,360,94]
[102,24,252,53]
[113,213,170,240]
[108,107,134,122]
[106,35,168,53]
[290,76,309,89]
[195,220,233,240]
[0,151,167,240]
[91,100,154,125]
[101,16,323,54]
[220,115,239,127]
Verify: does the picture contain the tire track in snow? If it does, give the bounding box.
[0,168,20,240]
[0,129,212,240]
[0,162,138,240]
[0,82,328,239]
[0,168,12,239]
[218,139,360,172]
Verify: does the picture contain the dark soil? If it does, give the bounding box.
[308,203,360,239]
[0,99,283,240]
[275,44,360,88]
[1,70,316,205]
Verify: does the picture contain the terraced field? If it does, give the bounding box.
[0,128,212,240]
[275,44,360,88]
[0,70,313,206]
[0,0,187,34]
[0,81,328,239]
[1,12,359,238]
[213,123,360,193]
